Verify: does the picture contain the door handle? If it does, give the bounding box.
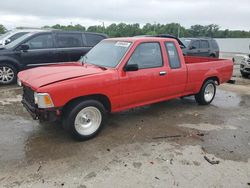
[159,71,167,76]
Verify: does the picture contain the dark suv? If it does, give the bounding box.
[0,30,107,85]
[180,38,220,58]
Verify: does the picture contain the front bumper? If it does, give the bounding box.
[22,98,60,122]
[240,60,250,73]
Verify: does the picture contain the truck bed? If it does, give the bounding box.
[184,56,225,64]
[184,56,233,94]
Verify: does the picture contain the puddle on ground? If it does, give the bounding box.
[212,89,241,108]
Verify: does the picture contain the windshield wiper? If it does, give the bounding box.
[80,56,88,66]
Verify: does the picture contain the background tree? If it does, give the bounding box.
[0,24,7,34]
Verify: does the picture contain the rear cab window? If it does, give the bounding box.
[165,42,181,69]
[56,33,83,48]
[127,42,163,69]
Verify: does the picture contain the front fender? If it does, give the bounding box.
[0,56,22,70]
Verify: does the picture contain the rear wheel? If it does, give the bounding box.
[241,71,249,78]
[0,63,17,85]
[195,80,216,105]
[209,54,216,58]
[63,100,106,141]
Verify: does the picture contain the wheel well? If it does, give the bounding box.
[204,76,220,85]
[0,60,20,71]
[62,94,112,114]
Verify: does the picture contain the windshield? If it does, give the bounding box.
[180,38,191,47]
[0,31,14,41]
[81,40,131,68]
[4,33,33,49]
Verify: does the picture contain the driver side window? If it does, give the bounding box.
[127,42,163,69]
[25,34,54,50]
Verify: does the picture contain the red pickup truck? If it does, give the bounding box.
[18,37,233,140]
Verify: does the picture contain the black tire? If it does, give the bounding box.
[209,54,216,58]
[195,80,216,105]
[241,71,249,78]
[0,63,17,85]
[63,100,106,141]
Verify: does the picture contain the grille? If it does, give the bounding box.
[245,68,250,72]
[23,86,35,107]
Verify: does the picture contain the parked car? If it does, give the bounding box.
[0,29,44,46]
[240,54,250,78]
[18,37,233,140]
[180,38,220,58]
[0,30,107,85]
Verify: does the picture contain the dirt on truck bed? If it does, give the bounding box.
[0,76,250,187]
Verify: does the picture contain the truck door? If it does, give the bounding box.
[163,41,187,97]
[119,42,168,107]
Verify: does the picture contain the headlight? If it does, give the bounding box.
[34,92,54,108]
[17,78,22,87]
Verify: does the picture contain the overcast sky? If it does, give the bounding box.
[0,0,250,30]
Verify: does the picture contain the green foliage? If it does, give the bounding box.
[0,24,7,34]
[1,23,250,38]
[43,24,86,31]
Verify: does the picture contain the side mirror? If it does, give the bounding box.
[124,64,139,72]
[20,44,29,52]
[5,39,11,45]
[180,45,186,49]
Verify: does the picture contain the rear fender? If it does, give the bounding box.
[195,69,220,93]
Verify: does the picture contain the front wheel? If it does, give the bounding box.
[0,64,17,85]
[63,100,106,141]
[195,80,216,105]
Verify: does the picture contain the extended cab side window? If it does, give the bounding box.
[127,42,163,69]
[25,34,54,50]
[56,33,83,48]
[165,42,181,69]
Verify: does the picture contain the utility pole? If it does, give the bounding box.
[154,21,156,34]
[100,21,105,32]
[177,25,180,38]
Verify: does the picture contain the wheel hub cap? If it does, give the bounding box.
[204,83,215,102]
[0,66,14,83]
[74,106,102,136]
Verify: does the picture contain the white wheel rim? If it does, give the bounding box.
[0,66,14,84]
[204,83,215,102]
[74,106,102,136]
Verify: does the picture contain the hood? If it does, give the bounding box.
[18,63,106,90]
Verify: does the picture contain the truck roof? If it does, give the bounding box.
[105,37,178,43]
